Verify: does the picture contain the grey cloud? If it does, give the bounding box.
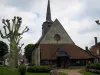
[0,0,100,49]
[7,0,34,11]
[72,0,100,21]
[78,25,100,34]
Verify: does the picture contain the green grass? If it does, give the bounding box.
[79,69,98,75]
[59,72,67,75]
[26,72,50,75]
[0,66,67,75]
[0,66,19,75]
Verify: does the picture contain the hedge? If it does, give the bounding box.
[86,63,100,70]
[27,66,51,73]
[86,63,100,74]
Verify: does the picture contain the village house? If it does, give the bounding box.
[90,37,100,63]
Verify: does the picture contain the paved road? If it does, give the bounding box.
[57,69,84,75]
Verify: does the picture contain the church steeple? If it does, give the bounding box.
[42,0,53,36]
[46,0,52,22]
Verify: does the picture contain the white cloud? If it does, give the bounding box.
[0,3,41,50]
[0,0,100,52]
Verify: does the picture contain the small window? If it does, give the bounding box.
[96,59,99,63]
[54,34,61,41]
[97,50,99,54]
[48,25,51,27]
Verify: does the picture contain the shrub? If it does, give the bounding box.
[86,63,100,74]
[27,66,51,73]
[88,63,100,70]
[18,65,26,75]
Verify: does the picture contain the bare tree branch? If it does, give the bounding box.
[16,36,22,45]
[19,26,29,35]
[18,43,24,53]
[6,19,11,31]
[0,30,7,39]
[3,26,8,36]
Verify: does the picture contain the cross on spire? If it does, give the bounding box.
[46,0,52,22]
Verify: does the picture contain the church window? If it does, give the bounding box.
[54,34,61,41]
[97,49,99,54]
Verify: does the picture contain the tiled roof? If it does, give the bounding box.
[91,42,100,48]
[85,50,97,58]
[40,44,94,60]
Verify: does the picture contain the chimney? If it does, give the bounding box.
[94,37,98,45]
[85,46,88,51]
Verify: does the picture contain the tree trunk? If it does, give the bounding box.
[9,39,18,69]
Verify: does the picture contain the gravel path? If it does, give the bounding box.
[57,69,84,75]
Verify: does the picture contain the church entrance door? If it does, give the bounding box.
[57,56,69,68]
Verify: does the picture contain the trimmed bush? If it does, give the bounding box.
[18,65,26,75]
[86,63,100,74]
[87,63,100,70]
[27,66,51,73]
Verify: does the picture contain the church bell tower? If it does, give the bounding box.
[42,0,53,36]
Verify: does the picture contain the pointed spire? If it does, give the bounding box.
[46,0,52,22]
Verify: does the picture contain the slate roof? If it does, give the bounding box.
[40,44,95,60]
[32,35,44,50]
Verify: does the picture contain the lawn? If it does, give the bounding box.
[79,69,98,75]
[0,66,67,75]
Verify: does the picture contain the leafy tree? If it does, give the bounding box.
[0,41,8,60]
[0,41,8,56]
[24,44,34,63]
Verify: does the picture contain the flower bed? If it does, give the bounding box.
[86,63,100,74]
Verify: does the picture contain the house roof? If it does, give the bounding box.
[87,50,100,58]
[32,35,44,51]
[40,44,95,60]
[85,50,97,58]
[57,48,68,57]
[91,42,100,48]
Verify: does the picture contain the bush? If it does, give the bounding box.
[27,66,51,73]
[28,64,35,66]
[18,65,26,75]
[86,63,100,74]
[86,63,100,70]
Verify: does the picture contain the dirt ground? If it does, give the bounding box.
[57,69,84,75]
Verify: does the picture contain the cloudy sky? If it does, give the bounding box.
[0,0,100,52]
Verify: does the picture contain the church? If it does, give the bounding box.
[32,0,95,68]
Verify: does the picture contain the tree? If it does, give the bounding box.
[0,16,29,69]
[0,41,8,59]
[24,44,34,63]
